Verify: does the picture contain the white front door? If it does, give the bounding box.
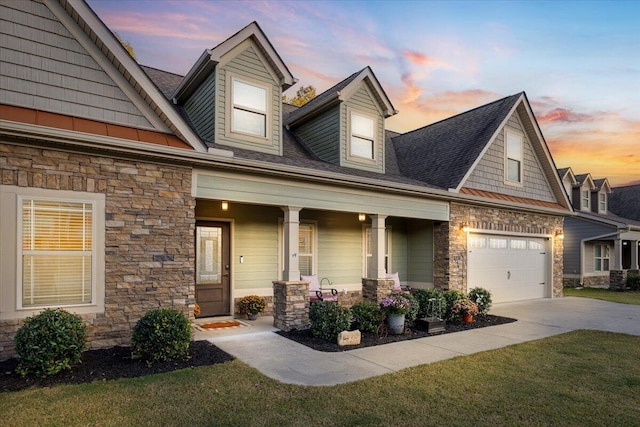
[467,234,547,303]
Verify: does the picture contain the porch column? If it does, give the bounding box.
[631,241,639,270]
[368,214,387,279]
[282,206,302,281]
[613,238,623,270]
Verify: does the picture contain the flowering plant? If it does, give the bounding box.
[238,295,267,315]
[380,294,412,316]
[451,298,479,317]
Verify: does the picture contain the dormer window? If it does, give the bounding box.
[349,111,376,160]
[505,131,523,184]
[599,193,607,213]
[581,189,590,209]
[230,76,269,139]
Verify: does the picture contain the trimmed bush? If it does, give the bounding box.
[309,301,352,341]
[468,287,493,315]
[351,300,382,334]
[412,288,446,319]
[14,308,87,378]
[403,292,420,327]
[131,308,192,365]
[627,274,640,291]
[443,290,467,321]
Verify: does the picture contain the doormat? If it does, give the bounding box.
[195,320,247,331]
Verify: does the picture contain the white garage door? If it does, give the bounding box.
[467,234,548,303]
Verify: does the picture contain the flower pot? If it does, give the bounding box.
[387,313,405,334]
[247,313,258,321]
[463,314,473,323]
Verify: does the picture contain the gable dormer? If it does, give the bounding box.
[591,178,612,214]
[174,22,296,155]
[573,173,596,212]
[557,167,577,204]
[285,67,397,174]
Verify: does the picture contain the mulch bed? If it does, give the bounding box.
[277,315,517,352]
[0,340,234,393]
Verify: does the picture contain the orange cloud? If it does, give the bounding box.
[538,108,593,124]
[402,50,449,68]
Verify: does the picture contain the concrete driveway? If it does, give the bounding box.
[208,297,640,386]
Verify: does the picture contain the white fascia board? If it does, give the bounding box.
[172,50,215,103]
[62,0,208,153]
[339,68,397,117]
[454,94,523,192]
[208,22,295,88]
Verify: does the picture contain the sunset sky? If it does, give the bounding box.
[89,0,640,186]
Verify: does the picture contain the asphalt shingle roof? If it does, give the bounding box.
[609,184,640,221]
[140,65,183,99]
[391,93,522,190]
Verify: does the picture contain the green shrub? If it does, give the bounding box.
[309,301,352,341]
[443,290,467,321]
[403,292,419,327]
[131,308,192,365]
[412,288,446,319]
[627,274,640,291]
[468,287,493,315]
[14,308,87,378]
[351,300,382,334]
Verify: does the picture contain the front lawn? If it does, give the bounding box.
[564,287,640,305]
[1,330,639,426]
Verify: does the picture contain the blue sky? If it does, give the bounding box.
[89,0,640,185]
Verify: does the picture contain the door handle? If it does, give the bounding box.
[507,271,511,279]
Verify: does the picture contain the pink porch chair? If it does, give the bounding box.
[301,275,339,303]
[387,272,412,293]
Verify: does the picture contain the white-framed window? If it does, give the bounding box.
[298,223,316,276]
[510,239,527,250]
[489,237,508,249]
[349,110,376,160]
[229,75,269,139]
[599,193,607,213]
[277,220,317,278]
[505,131,523,184]
[581,189,590,210]
[364,226,391,276]
[0,186,105,319]
[595,244,610,272]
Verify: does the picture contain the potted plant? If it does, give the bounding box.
[380,294,412,334]
[238,295,266,320]
[451,298,479,323]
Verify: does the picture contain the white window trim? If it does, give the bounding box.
[277,219,318,280]
[225,72,272,144]
[504,129,524,187]
[594,243,610,272]
[581,188,590,211]
[598,192,607,213]
[347,107,378,165]
[363,225,392,277]
[0,186,105,320]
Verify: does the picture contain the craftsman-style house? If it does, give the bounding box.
[0,0,571,358]
[558,168,640,287]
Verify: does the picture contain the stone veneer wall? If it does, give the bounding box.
[272,281,309,331]
[0,143,195,359]
[362,278,395,303]
[582,275,611,288]
[338,290,362,308]
[434,202,564,298]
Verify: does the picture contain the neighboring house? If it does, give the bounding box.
[609,184,640,222]
[558,168,640,287]
[0,0,571,359]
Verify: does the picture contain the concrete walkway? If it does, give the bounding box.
[207,297,640,386]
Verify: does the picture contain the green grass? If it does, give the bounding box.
[564,287,640,305]
[1,330,639,426]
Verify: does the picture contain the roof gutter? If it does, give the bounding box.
[1,119,572,217]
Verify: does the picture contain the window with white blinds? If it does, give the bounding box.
[21,199,93,306]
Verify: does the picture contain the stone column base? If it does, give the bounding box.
[609,270,627,290]
[362,278,395,303]
[272,281,309,331]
